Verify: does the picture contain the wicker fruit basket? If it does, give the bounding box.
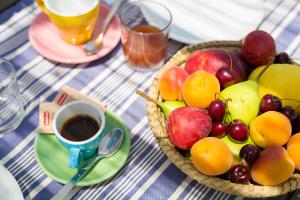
[146,40,300,198]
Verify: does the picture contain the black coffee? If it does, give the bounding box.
[61,115,100,142]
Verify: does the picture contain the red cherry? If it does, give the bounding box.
[227,120,249,142]
[228,164,251,184]
[208,99,225,121]
[260,94,282,113]
[216,67,238,88]
[210,122,227,138]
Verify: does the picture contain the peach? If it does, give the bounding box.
[251,146,295,186]
[287,133,300,170]
[182,70,220,108]
[191,137,233,176]
[159,66,189,101]
[167,107,212,150]
[250,111,292,148]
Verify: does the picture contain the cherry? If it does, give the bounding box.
[210,122,227,138]
[294,116,300,133]
[260,94,282,113]
[208,99,225,121]
[274,52,292,64]
[228,164,251,184]
[227,120,249,142]
[216,67,238,88]
[281,106,298,124]
[239,144,260,166]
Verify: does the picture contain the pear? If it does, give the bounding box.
[220,59,273,125]
[220,134,255,162]
[248,64,300,110]
[136,90,186,118]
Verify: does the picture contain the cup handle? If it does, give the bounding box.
[36,0,49,14]
[69,148,83,168]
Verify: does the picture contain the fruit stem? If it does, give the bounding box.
[222,49,233,71]
[223,98,233,124]
[255,57,275,82]
[136,90,160,105]
[280,98,300,104]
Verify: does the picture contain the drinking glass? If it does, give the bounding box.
[120,0,172,71]
[0,58,25,135]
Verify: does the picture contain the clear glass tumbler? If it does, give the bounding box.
[0,58,25,135]
[120,0,172,71]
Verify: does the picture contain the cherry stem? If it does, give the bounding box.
[136,90,160,105]
[255,57,275,82]
[223,98,233,124]
[215,93,221,100]
[222,49,233,71]
[240,159,250,169]
[280,98,300,104]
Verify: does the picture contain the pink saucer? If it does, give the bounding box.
[29,4,121,64]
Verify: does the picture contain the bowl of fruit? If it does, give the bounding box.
[138,31,300,198]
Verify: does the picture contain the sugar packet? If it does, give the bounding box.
[39,86,107,134]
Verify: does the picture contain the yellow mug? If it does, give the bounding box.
[36,0,100,45]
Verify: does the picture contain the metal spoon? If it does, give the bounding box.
[85,0,122,55]
[51,128,124,200]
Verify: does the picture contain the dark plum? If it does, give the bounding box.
[241,30,276,66]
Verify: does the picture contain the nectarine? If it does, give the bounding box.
[167,107,212,149]
[251,146,295,186]
[184,49,247,83]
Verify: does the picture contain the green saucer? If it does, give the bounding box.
[34,111,131,186]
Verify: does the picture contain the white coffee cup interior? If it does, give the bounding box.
[53,101,105,144]
[44,0,99,17]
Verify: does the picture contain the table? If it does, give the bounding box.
[1,0,300,199]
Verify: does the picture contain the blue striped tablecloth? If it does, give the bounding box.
[1,0,300,199]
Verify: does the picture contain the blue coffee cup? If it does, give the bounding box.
[53,100,105,168]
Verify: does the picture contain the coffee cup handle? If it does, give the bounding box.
[36,0,49,14]
[69,148,83,168]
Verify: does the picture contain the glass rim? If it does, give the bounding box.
[120,0,172,35]
[0,58,16,91]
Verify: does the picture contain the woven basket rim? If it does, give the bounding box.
[146,40,300,198]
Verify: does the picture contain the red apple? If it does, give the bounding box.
[167,107,212,149]
[185,49,248,83]
[241,30,276,67]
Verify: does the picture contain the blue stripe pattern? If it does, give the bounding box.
[1,0,300,200]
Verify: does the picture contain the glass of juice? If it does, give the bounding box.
[120,0,172,71]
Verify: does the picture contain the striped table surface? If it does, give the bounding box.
[1,0,300,199]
